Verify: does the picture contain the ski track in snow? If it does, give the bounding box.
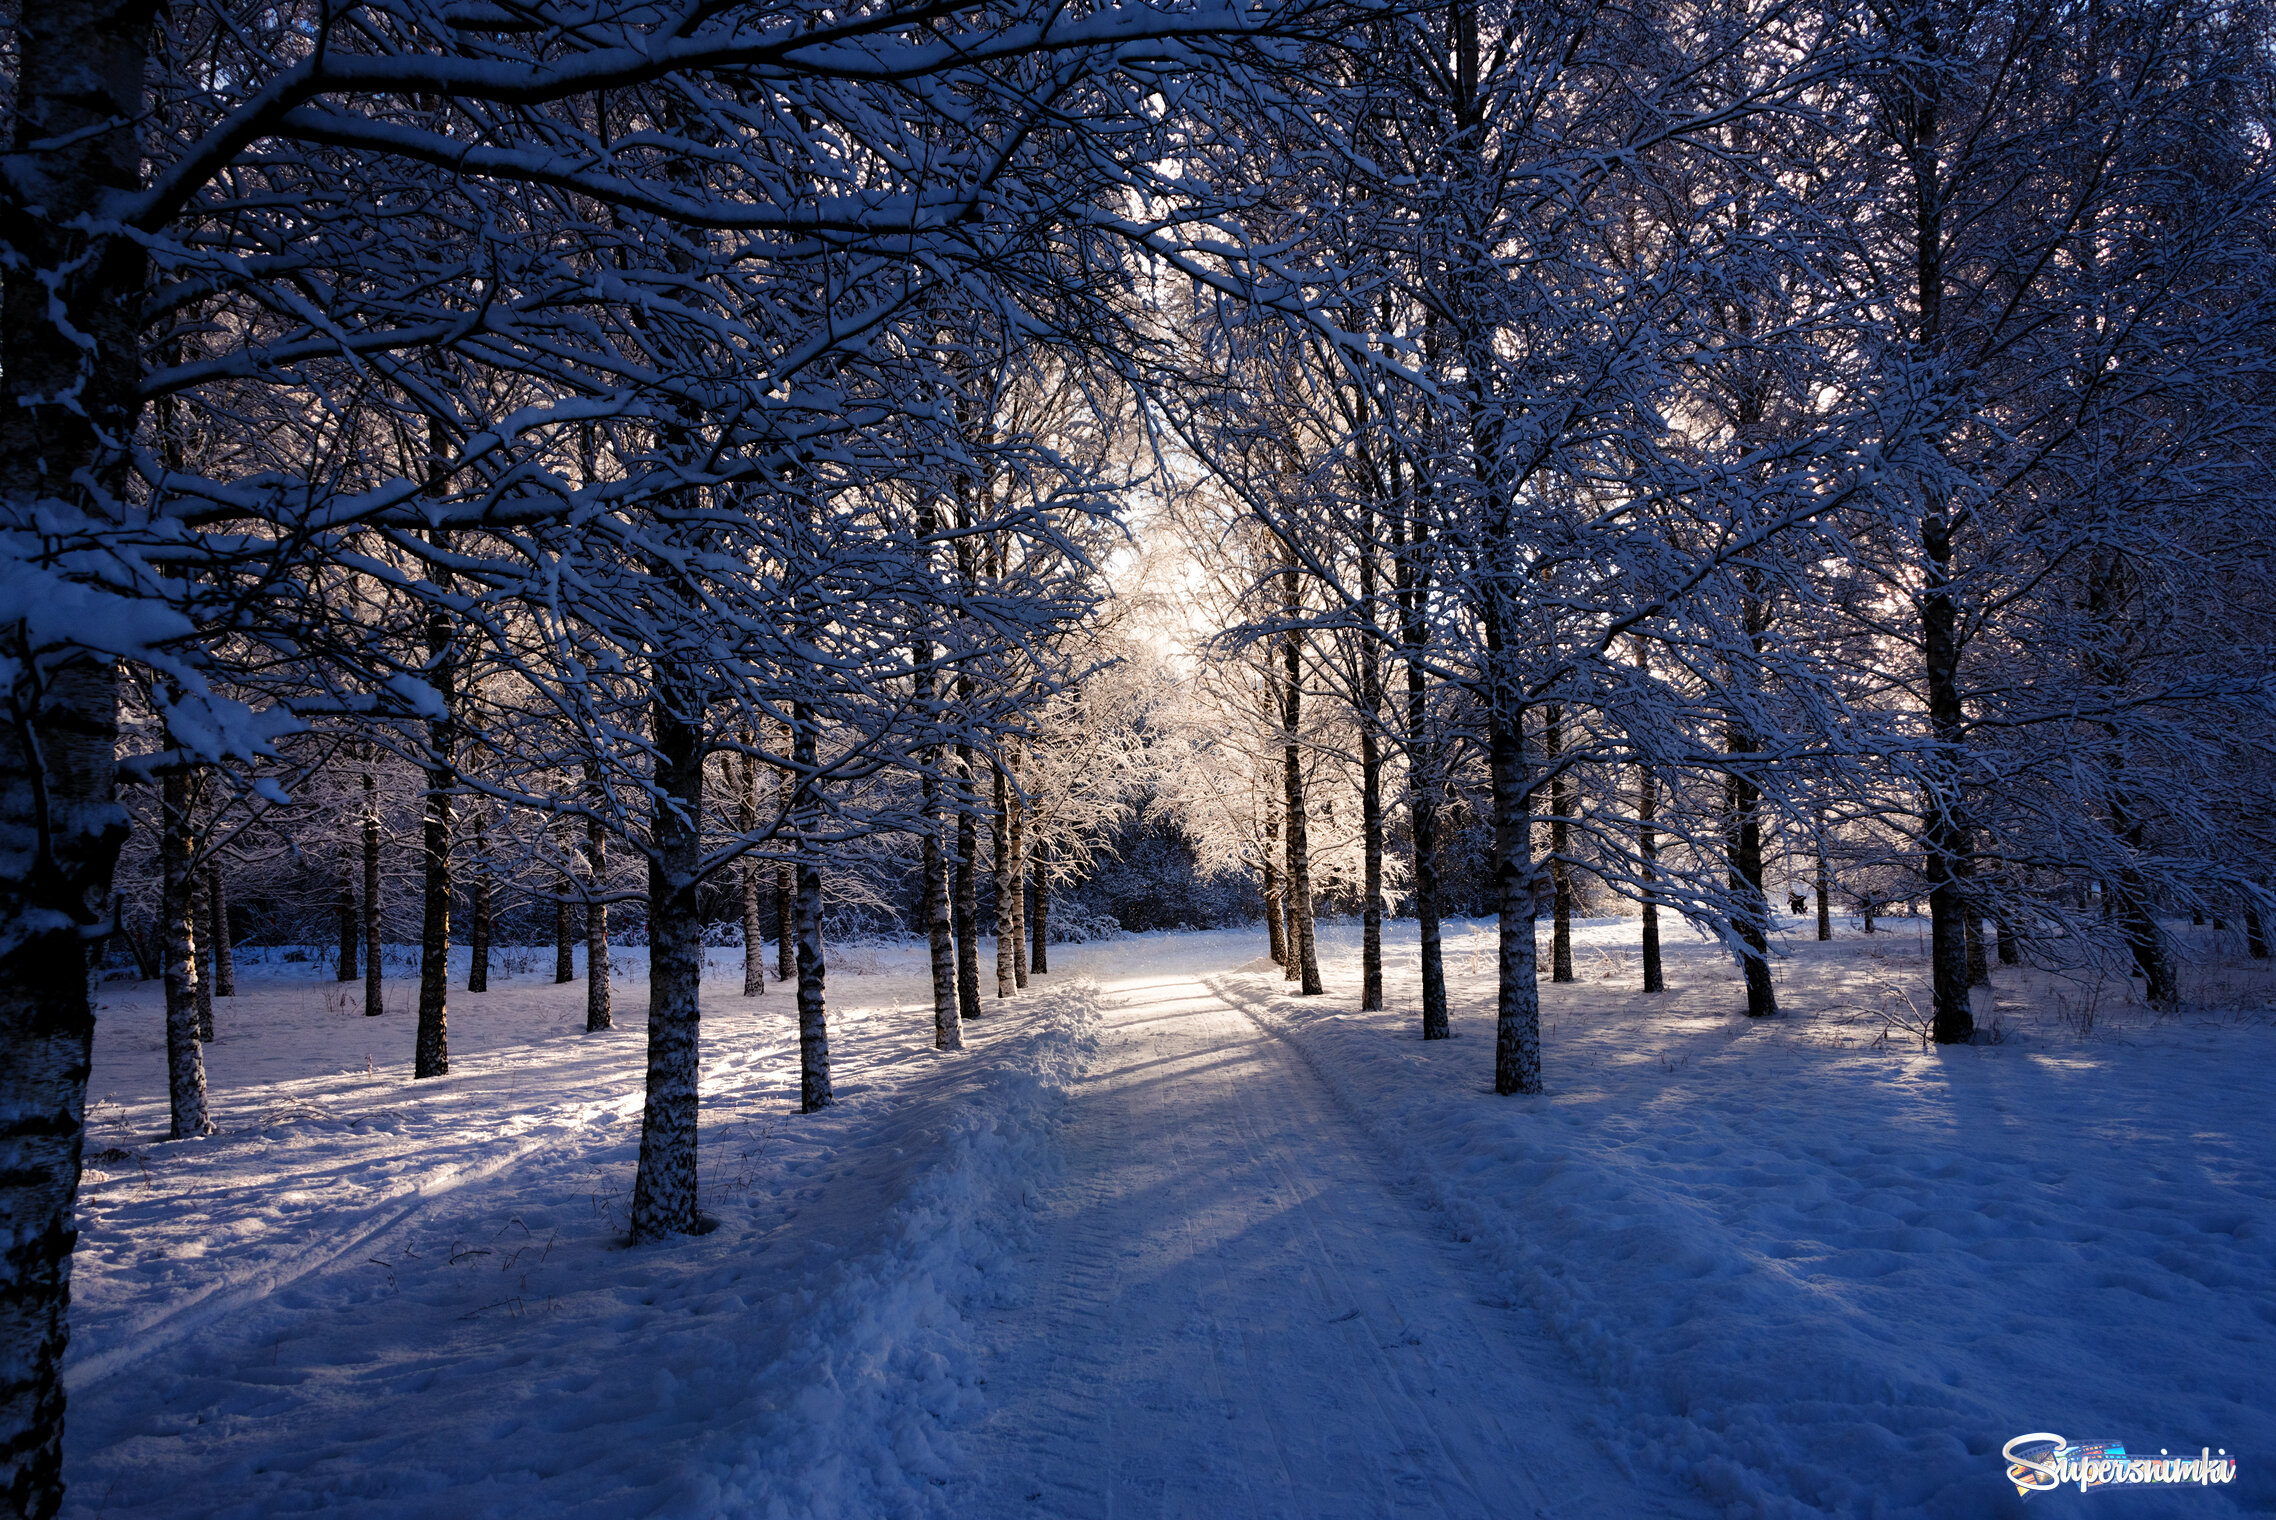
[60,924,2276,1518]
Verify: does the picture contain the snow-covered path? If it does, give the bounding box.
[60,925,2275,1516]
[959,969,1705,1520]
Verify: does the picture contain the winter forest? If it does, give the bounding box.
[2,0,2273,1514]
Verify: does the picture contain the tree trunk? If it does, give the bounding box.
[775,860,796,983]
[205,867,234,998]
[160,771,211,1140]
[630,679,707,1240]
[118,921,155,983]
[954,731,982,1022]
[2246,907,2269,959]
[1359,719,1385,1013]
[0,664,124,1520]
[189,872,215,1042]
[1263,795,1286,967]
[1639,762,1665,994]
[1726,583,1778,1019]
[1996,916,2018,965]
[0,3,146,1501]
[414,575,452,1074]
[1411,771,1448,1036]
[993,761,1014,998]
[1283,885,1301,981]
[2109,809,2177,1008]
[1546,705,1574,984]
[2090,559,2176,1009]
[1965,908,1989,986]
[923,766,960,1049]
[794,702,832,1111]
[776,738,797,986]
[1283,740,1322,995]
[1030,849,1050,975]
[1396,460,1447,1038]
[1488,697,1541,1095]
[466,811,490,994]
[585,813,611,1032]
[2120,881,2175,1005]
[554,880,575,984]
[1726,746,1777,1018]
[1916,275,1973,1038]
[1009,748,1028,990]
[414,783,451,1076]
[336,838,359,983]
[1356,515,1385,1012]
[1282,567,1323,996]
[738,750,764,997]
[1814,830,1832,942]
[915,620,959,1046]
[363,769,383,1016]
[912,504,958,1039]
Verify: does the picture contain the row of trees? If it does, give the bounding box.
[1145,0,2276,1097]
[3,0,2272,1513]
[0,0,1346,1509]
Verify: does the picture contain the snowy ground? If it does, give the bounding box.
[61,918,2276,1517]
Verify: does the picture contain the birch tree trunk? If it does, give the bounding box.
[1726,734,1777,1018]
[1488,696,1541,1095]
[776,737,797,986]
[0,5,151,1502]
[466,811,490,993]
[1282,565,1323,995]
[1394,421,1447,1038]
[1009,747,1028,990]
[1728,585,1777,1019]
[1639,762,1665,994]
[1405,647,1447,1034]
[1030,848,1050,975]
[630,676,707,1240]
[414,525,456,1079]
[912,567,959,1045]
[738,750,765,997]
[1359,718,1384,1012]
[585,809,611,1032]
[363,768,383,1017]
[993,761,1014,998]
[1815,826,1832,942]
[1347,487,1386,1011]
[161,771,211,1141]
[189,873,214,1041]
[923,765,961,1048]
[0,659,124,1520]
[554,881,575,984]
[954,728,982,1022]
[1546,704,1574,984]
[1263,795,1287,967]
[794,702,832,1110]
[336,839,359,983]
[205,867,234,998]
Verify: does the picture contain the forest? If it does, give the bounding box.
[2,0,2272,1514]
